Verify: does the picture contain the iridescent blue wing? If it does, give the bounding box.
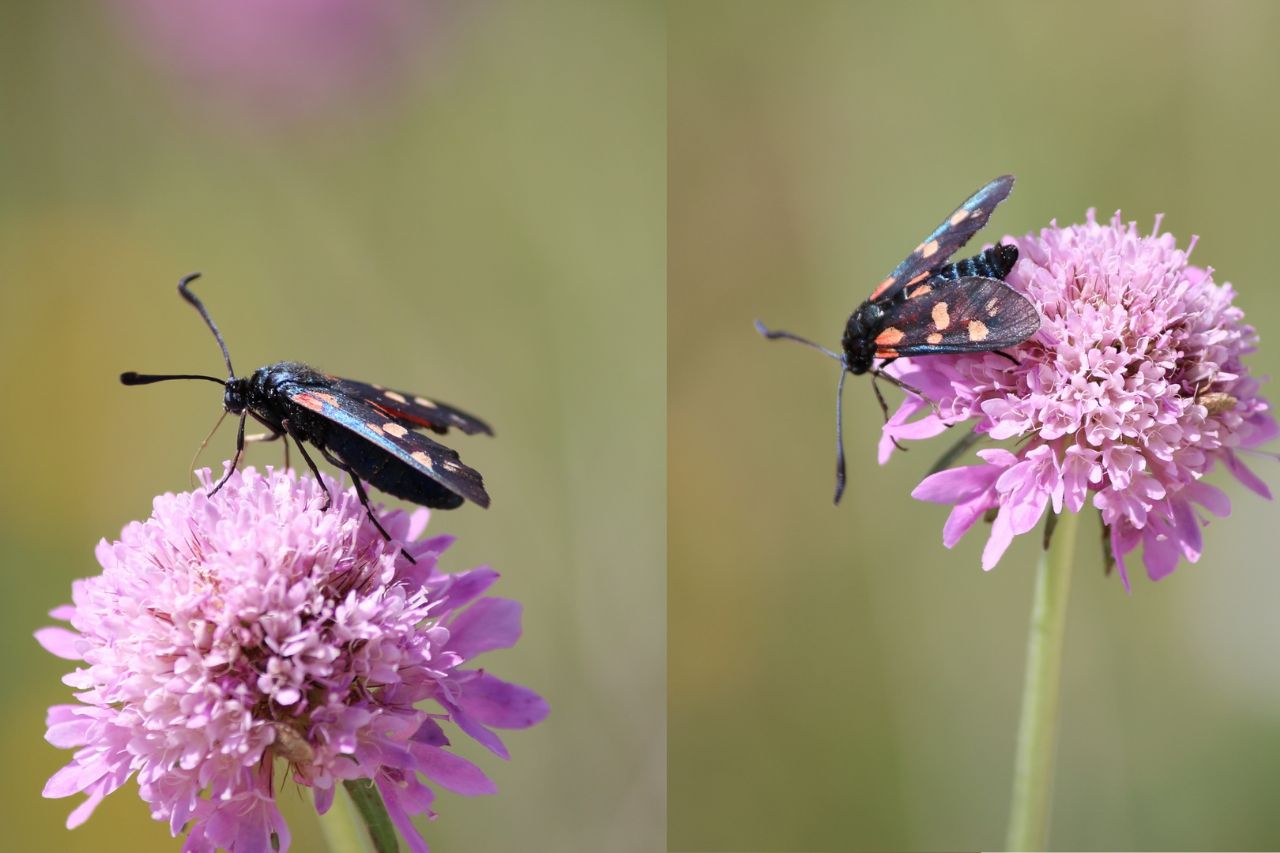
[868,175,1015,304]
[870,276,1040,358]
[332,378,493,436]
[289,388,490,507]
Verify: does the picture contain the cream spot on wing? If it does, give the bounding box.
[442,460,460,472]
[950,209,970,225]
[908,284,933,299]
[411,451,434,469]
[385,390,407,404]
[381,422,408,438]
[927,332,943,345]
[413,396,438,409]
[931,302,950,330]
[985,297,1000,315]
[920,239,940,259]
[875,327,905,346]
[968,320,989,342]
[970,207,983,219]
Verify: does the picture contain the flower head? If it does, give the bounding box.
[887,211,1274,590]
[38,467,547,852]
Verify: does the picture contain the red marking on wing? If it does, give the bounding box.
[294,392,324,412]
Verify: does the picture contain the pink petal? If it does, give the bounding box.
[942,498,990,548]
[981,506,1016,571]
[375,778,432,853]
[912,465,998,504]
[35,627,82,660]
[444,699,509,759]
[1170,500,1202,562]
[410,743,497,796]
[447,598,522,659]
[435,567,500,613]
[44,763,95,798]
[46,717,94,749]
[65,787,106,829]
[1223,451,1272,500]
[459,673,550,730]
[1183,481,1232,517]
[1142,524,1180,582]
[314,784,335,815]
[1110,523,1134,594]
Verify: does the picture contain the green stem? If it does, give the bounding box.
[1004,509,1080,852]
[317,779,399,853]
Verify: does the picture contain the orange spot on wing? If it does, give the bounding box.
[381,422,409,438]
[927,332,943,345]
[950,209,970,225]
[875,326,905,346]
[906,271,930,287]
[968,320,989,342]
[870,276,896,298]
[875,348,899,359]
[908,283,933,299]
[920,239,940,259]
[931,302,951,330]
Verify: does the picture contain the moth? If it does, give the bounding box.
[122,275,492,555]
[756,174,1041,503]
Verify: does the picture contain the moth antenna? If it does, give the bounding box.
[177,273,236,379]
[121,371,226,386]
[834,368,848,505]
[190,409,230,487]
[755,320,843,362]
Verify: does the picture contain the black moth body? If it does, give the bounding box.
[122,275,491,558]
[757,175,1041,503]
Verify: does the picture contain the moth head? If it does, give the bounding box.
[223,377,249,415]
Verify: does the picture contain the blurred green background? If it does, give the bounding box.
[0,3,662,852]
[670,2,1280,851]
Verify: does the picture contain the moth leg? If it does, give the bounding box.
[870,363,906,453]
[282,420,331,511]
[874,364,940,416]
[323,451,393,541]
[317,446,417,565]
[993,350,1021,366]
[245,412,292,472]
[208,413,247,497]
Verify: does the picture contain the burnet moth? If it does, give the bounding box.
[122,275,492,558]
[756,175,1041,504]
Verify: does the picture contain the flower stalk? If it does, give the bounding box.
[317,781,398,853]
[1005,509,1080,852]
[317,783,377,853]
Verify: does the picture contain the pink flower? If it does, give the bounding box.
[889,211,1274,590]
[38,467,547,852]
[113,0,447,123]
